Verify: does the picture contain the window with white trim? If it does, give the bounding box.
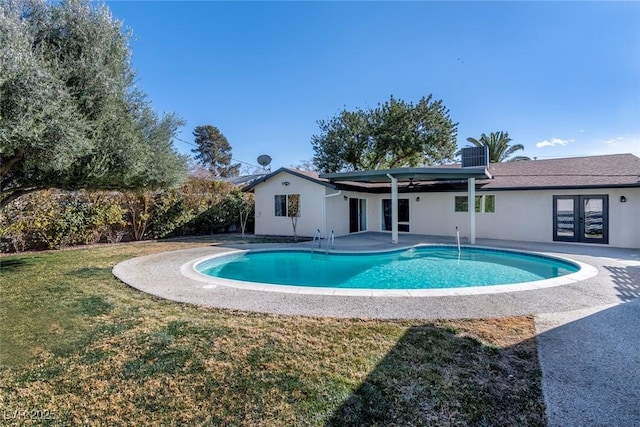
[274,194,300,217]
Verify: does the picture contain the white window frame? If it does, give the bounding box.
[274,194,300,217]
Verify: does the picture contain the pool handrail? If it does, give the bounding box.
[311,228,321,254]
[325,230,335,254]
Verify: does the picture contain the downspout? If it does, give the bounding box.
[323,190,342,239]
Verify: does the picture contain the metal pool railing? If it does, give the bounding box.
[325,230,335,254]
[311,228,321,254]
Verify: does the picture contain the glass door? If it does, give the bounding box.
[554,197,577,241]
[582,196,607,243]
[553,195,608,244]
[349,198,367,233]
[382,199,410,232]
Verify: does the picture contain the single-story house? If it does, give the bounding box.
[243,153,640,249]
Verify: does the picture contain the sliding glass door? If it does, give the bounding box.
[349,198,367,233]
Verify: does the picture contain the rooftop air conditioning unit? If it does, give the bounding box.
[461,146,489,168]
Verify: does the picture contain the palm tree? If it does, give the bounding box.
[460,131,530,162]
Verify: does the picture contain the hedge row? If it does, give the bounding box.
[0,178,254,252]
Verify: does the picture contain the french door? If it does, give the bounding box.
[553,195,608,244]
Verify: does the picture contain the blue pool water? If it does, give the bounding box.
[195,246,580,290]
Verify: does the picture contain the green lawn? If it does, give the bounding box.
[0,239,545,426]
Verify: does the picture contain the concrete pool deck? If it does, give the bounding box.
[113,233,640,426]
[113,232,638,320]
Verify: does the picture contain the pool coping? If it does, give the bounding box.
[182,244,599,297]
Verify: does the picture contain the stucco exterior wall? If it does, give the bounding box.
[253,173,640,248]
[610,188,640,248]
[253,171,326,238]
[408,188,640,248]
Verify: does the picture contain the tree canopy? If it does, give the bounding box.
[460,131,530,162]
[191,125,240,178]
[0,0,188,209]
[311,95,458,173]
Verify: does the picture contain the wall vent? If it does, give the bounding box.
[461,146,489,168]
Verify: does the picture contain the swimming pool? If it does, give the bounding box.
[194,246,581,290]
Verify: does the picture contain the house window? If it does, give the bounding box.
[484,195,495,213]
[455,195,495,213]
[275,195,287,216]
[275,194,300,217]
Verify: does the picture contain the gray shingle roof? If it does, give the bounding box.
[243,154,640,192]
[480,153,640,189]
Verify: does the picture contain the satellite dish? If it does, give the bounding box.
[257,154,272,167]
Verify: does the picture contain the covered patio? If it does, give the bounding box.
[320,166,492,244]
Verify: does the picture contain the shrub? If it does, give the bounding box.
[0,191,127,252]
[147,189,194,239]
[0,190,60,251]
[0,177,254,251]
[85,192,128,243]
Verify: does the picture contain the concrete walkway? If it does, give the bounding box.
[536,300,640,426]
[113,233,640,426]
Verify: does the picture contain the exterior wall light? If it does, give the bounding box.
[620,196,627,203]
[343,195,348,201]
[416,197,420,202]
[282,181,290,186]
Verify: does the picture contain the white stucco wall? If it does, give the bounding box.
[253,171,327,238]
[611,188,640,248]
[410,188,640,249]
[253,174,640,248]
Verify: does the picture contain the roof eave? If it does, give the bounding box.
[242,167,336,192]
[320,167,491,183]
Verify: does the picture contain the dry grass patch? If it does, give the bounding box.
[0,240,545,426]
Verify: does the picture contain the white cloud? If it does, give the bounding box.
[588,136,640,156]
[603,137,624,145]
[536,137,574,148]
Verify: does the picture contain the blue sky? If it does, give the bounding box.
[107,1,640,171]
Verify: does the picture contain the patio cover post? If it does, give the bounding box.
[468,177,476,244]
[387,174,398,244]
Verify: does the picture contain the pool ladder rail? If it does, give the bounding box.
[310,229,334,255]
[325,230,335,255]
[311,229,321,254]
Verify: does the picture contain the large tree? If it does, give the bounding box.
[460,131,530,162]
[311,95,458,173]
[192,125,240,178]
[0,0,187,209]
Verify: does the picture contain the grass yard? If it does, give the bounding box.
[0,238,545,426]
